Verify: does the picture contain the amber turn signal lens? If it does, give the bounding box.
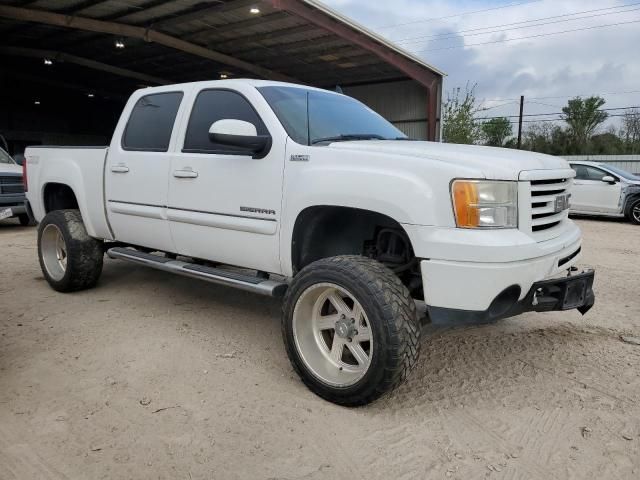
[452,180,479,228]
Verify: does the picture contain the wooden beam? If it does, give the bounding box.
[0,4,296,82]
[0,46,171,85]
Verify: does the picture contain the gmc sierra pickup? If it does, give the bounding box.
[24,79,595,406]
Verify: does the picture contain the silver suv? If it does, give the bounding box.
[0,147,30,226]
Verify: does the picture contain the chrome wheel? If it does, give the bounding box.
[292,283,373,387]
[633,204,640,223]
[41,224,67,281]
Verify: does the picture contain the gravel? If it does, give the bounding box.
[1,216,639,479]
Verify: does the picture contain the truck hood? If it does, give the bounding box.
[326,140,569,180]
[0,163,22,175]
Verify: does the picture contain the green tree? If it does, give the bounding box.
[590,131,625,155]
[442,85,480,144]
[481,117,513,147]
[621,108,640,153]
[561,96,608,152]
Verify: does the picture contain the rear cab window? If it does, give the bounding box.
[122,92,183,152]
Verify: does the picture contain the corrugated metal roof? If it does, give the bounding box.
[0,0,444,87]
[300,0,446,78]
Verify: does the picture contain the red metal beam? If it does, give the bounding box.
[266,0,440,88]
[267,0,442,139]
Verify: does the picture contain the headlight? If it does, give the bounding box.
[451,180,518,229]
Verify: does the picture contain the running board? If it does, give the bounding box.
[106,247,288,297]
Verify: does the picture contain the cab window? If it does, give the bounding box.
[183,89,268,154]
[122,92,183,152]
[572,165,610,181]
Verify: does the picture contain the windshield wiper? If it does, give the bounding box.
[311,134,386,145]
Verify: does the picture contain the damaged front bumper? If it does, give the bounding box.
[428,269,595,324]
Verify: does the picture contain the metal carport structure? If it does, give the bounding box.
[0,0,444,154]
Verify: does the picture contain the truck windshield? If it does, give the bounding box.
[0,148,15,165]
[258,86,407,145]
[599,164,640,181]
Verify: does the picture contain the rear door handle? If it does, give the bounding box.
[111,164,129,173]
[173,169,199,178]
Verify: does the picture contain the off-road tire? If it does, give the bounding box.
[282,255,421,406]
[625,198,640,225]
[37,209,104,292]
[18,213,33,226]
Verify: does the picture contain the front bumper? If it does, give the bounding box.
[427,269,595,323]
[420,233,584,310]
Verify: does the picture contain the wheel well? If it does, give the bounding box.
[43,183,79,213]
[291,206,423,297]
[625,193,640,211]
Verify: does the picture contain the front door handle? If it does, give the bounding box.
[111,164,129,173]
[173,169,199,178]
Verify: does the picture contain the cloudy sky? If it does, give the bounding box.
[323,0,640,130]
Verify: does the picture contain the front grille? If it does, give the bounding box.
[0,175,24,195]
[529,178,570,234]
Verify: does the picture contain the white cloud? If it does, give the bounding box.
[323,0,640,129]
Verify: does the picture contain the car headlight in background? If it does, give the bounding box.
[451,180,518,229]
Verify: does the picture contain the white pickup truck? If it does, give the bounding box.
[25,79,595,406]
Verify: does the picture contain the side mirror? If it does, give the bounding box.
[601,175,616,184]
[208,119,271,158]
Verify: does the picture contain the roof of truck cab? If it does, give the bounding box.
[138,78,337,93]
[567,161,605,166]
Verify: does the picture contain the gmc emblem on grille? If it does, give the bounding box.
[554,194,570,213]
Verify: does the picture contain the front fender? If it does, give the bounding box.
[622,184,640,213]
[279,163,452,276]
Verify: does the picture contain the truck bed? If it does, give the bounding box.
[24,146,113,240]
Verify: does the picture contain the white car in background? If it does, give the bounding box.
[569,161,640,225]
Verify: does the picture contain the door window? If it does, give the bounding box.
[122,92,183,152]
[572,165,610,181]
[183,89,268,154]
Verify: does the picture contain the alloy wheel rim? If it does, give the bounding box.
[634,204,640,222]
[41,224,67,281]
[292,283,373,387]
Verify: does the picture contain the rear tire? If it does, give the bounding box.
[626,198,640,225]
[282,255,420,406]
[37,209,104,292]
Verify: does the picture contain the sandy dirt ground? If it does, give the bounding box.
[1,217,639,480]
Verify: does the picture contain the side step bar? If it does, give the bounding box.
[106,247,288,297]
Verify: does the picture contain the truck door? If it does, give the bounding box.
[105,90,184,252]
[571,164,621,213]
[167,87,285,273]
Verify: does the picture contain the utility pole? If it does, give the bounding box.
[517,95,524,149]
